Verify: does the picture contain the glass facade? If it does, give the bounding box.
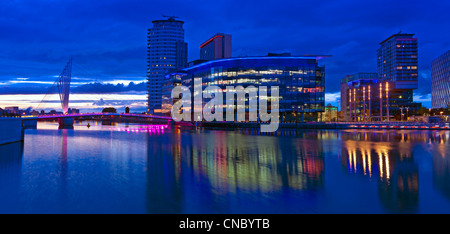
[431,50,450,109]
[164,56,326,122]
[161,72,184,115]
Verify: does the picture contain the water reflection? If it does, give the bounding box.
[143,128,450,213]
[144,127,326,213]
[340,131,419,213]
[1,124,450,213]
[0,142,23,213]
[432,138,450,201]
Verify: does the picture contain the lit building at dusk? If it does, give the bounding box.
[341,73,385,121]
[147,16,188,114]
[323,104,338,122]
[165,53,328,122]
[161,72,184,116]
[377,32,422,118]
[431,50,450,109]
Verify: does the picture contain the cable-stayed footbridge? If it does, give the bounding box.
[22,59,171,129]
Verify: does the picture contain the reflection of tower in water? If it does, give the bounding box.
[58,129,69,211]
[145,126,183,214]
[341,131,419,213]
[432,131,450,200]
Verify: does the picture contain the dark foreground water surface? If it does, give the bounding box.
[0,121,449,213]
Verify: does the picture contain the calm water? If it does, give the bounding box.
[0,121,450,214]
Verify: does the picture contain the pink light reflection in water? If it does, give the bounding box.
[114,124,169,136]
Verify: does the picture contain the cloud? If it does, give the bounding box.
[92,98,106,106]
[0,78,147,95]
[72,81,147,93]
[413,93,432,108]
[325,92,341,104]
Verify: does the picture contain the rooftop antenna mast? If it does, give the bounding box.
[162,15,180,21]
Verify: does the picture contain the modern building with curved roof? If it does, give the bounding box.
[163,54,329,122]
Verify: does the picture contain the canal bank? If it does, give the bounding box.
[0,117,23,145]
[197,121,450,131]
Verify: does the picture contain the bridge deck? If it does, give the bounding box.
[22,113,172,120]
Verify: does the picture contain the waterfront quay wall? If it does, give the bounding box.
[0,117,23,145]
[198,121,450,130]
[199,122,347,130]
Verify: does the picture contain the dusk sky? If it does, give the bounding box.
[1,0,449,112]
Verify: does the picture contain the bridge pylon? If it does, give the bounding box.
[57,58,73,114]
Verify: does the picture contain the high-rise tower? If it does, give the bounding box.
[147,16,187,114]
[377,32,421,118]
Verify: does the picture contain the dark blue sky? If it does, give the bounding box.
[1,0,449,108]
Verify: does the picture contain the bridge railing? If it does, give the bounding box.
[23,112,172,120]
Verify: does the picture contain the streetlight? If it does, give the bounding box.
[380,83,383,121]
[386,82,389,122]
[406,107,409,121]
[400,106,404,121]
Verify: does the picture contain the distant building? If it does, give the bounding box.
[200,33,232,61]
[5,106,19,114]
[431,50,450,109]
[377,32,421,118]
[68,108,79,114]
[323,104,338,122]
[102,107,117,113]
[147,16,188,114]
[341,73,380,121]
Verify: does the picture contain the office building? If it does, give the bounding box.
[377,32,421,118]
[161,72,184,116]
[323,104,338,122]
[341,73,381,121]
[147,16,188,114]
[5,106,19,114]
[431,50,450,109]
[200,33,232,61]
[165,53,329,122]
